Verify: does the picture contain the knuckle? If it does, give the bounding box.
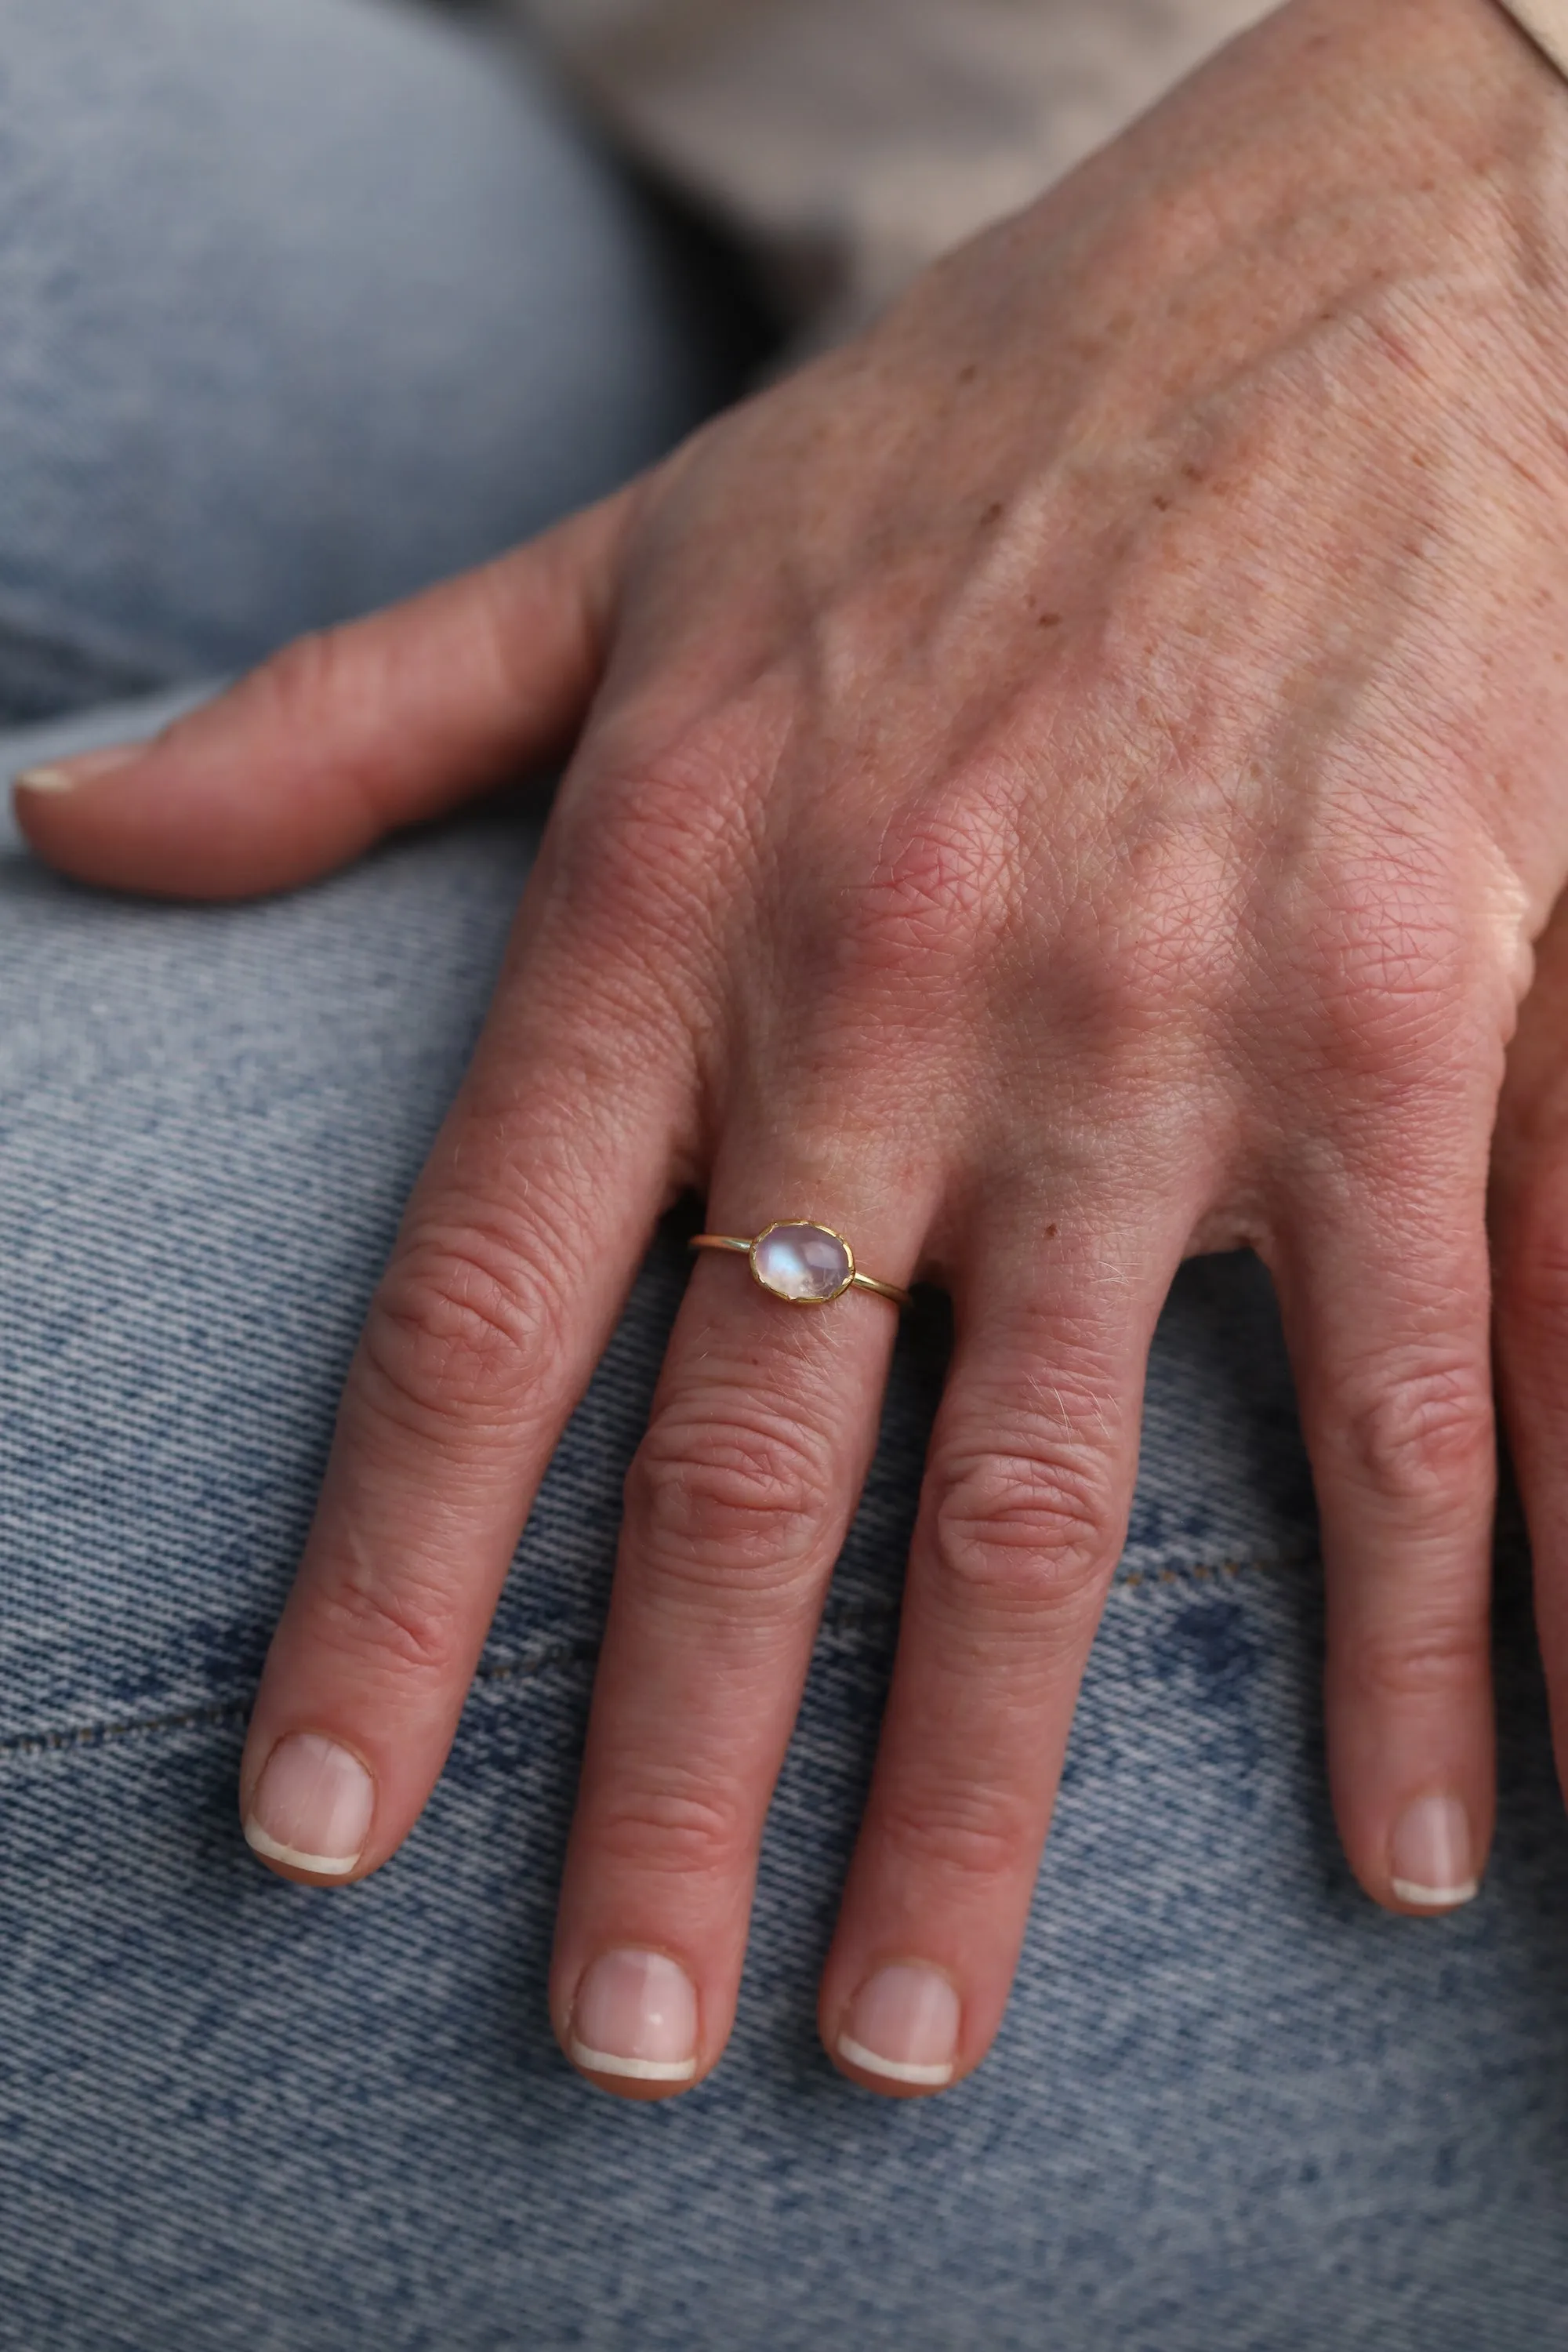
[316,1561,468,1683]
[925,1447,1114,1626]
[359,1225,565,1436]
[832,781,1018,988]
[589,1769,750,1882]
[1317,969,1466,1095]
[1297,850,1488,1092]
[626,1402,835,1592]
[873,1786,1036,1890]
[248,627,389,814]
[564,788,710,949]
[1338,1357,1494,1508]
[554,719,760,955]
[253,624,347,723]
[1345,1610,1488,1708]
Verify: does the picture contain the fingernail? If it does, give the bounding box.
[1390,1795,1479,1909]
[568,1950,699,2083]
[14,742,142,795]
[244,1733,375,1877]
[837,1964,960,2087]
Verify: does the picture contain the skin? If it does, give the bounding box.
[20,0,1568,2100]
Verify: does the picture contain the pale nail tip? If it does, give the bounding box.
[244,1820,360,1876]
[1391,1875,1480,1909]
[14,765,77,795]
[836,2033,955,2087]
[568,2040,698,2083]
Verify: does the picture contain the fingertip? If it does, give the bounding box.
[12,739,167,888]
[241,1730,379,1886]
[1340,1788,1487,1917]
[1385,1878,1481,1916]
[13,742,145,800]
[1384,1791,1484,1915]
[558,1948,707,2100]
[11,699,319,900]
[562,2050,704,2104]
[826,1962,965,2099]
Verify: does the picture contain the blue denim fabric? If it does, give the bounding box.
[5,5,1568,2350]
[0,0,739,722]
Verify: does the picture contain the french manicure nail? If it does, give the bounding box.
[837,1964,960,2087]
[244,1733,375,1877]
[568,1949,699,2083]
[14,742,142,795]
[1390,1794,1479,1909]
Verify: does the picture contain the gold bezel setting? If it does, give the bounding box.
[748,1219,858,1306]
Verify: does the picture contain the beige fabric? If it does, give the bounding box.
[1495,0,1568,82]
[517,0,1276,335]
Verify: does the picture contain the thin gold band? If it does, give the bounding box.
[690,1231,912,1309]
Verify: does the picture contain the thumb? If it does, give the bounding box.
[11,483,638,900]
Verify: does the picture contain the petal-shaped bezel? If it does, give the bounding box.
[748,1219,857,1305]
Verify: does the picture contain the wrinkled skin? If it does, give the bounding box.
[22,0,1568,2098]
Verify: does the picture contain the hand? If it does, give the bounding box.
[20,0,1568,2099]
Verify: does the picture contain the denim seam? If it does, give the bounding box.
[1114,1546,1316,1592]
[0,1548,1314,1762]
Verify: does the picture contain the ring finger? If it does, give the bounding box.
[549,1123,934,2098]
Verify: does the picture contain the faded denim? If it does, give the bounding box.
[4,4,1568,2350]
[0,0,742,724]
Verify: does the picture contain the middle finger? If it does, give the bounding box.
[821,1171,1197,2095]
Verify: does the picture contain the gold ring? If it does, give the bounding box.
[690,1220,911,1309]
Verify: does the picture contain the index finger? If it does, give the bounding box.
[238,927,688,1884]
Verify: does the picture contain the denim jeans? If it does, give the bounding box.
[4,5,1568,2350]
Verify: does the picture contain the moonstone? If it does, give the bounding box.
[751,1221,853,1304]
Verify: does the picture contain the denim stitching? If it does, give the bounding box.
[0,1552,1313,1760]
[1114,1548,1317,1592]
